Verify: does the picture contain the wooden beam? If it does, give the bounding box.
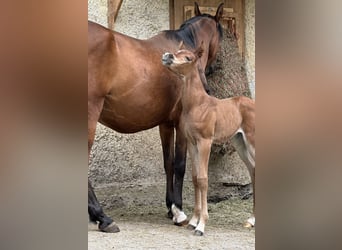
[107,0,123,30]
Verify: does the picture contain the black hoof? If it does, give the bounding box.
[187,224,196,230]
[194,230,204,236]
[167,210,173,219]
[99,222,120,233]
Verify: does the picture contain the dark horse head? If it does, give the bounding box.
[164,2,224,93]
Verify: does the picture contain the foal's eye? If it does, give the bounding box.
[185,56,191,62]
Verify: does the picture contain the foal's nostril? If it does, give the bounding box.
[163,53,173,59]
[162,53,174,65]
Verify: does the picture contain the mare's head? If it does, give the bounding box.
[165,2,224,76]
[162,42,204,78]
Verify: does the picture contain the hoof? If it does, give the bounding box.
[171,204,187,225]
[187,224,196,230]
[99,221,120,233]
[244,217,255,228]
[243,222,254,228]
[174,219,188,227]
[194,230,204,236]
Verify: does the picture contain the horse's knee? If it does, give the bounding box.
[192,175,198,186]
[197,177,208,189]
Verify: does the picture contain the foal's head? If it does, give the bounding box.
[162,42,204,77]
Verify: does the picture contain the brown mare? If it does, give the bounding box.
[161,43,255,235]
[88,3,224,233]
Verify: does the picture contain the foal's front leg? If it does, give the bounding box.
[188,140,212,236]
[187,144,201,230]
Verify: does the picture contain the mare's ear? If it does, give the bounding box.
[178,40,186,50]
[194,2,201,16]
[215,3,224,22]
[195,41,204,59]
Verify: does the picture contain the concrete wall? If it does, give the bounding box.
[88,0,108,27]
[244,0,255,99]
[114,0,169,38]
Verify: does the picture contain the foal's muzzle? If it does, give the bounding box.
[162,53,174,65]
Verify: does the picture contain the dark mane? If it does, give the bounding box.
[164,15,223,49]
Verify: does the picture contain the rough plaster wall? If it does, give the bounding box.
[244,0,255,99]
[115,0,169,38]
[88,0,108,27]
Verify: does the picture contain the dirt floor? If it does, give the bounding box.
[88,198,255,249]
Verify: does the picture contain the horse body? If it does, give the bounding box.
[162,44,255,235]
[88,3,224,233]
[98,36,183,133]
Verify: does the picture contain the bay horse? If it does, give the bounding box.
[161,43,255,235]
[88,2,224,233]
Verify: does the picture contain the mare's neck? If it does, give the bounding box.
[181,70,210,112]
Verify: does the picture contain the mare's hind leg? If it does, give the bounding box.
[88,98,119,233]
[159,123,175,218]
[231,132,255,227]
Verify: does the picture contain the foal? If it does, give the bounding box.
[162,44,255,235]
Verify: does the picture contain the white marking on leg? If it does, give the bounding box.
[195,220,205,234]
[188,215,199,228]
[171,204,187,224]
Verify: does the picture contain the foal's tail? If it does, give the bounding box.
[230,96,255,165]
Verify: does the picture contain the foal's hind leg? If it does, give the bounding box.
[88,98,119,233]
[231,132,255,227]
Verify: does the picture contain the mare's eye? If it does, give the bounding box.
[185,56,191,62]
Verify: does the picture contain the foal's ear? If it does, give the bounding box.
[195,41,204,59]
[178,40,186,50]
[215,3,224,22]
[194,2,201,16]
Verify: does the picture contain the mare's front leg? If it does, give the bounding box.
[88,97,119,233]
[88,180,119,232]
[159,123,175,218]
[171,126,188,225]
